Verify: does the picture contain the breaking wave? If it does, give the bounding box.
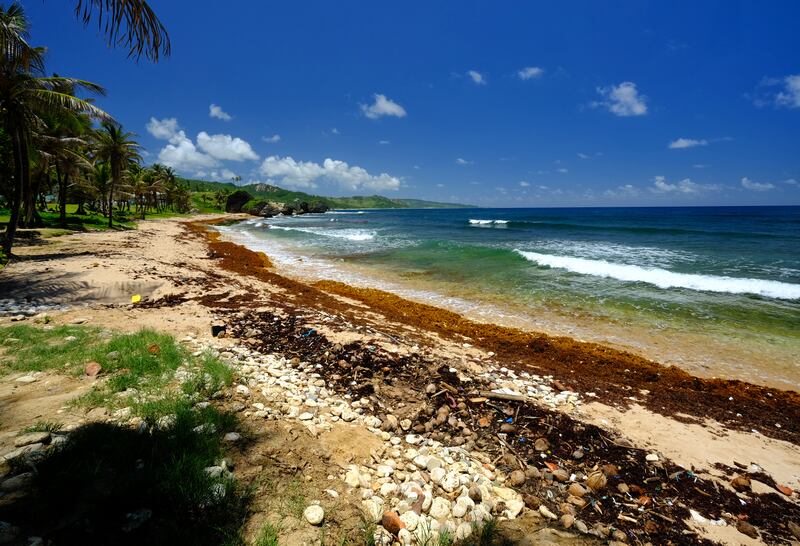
[515,250,800,300]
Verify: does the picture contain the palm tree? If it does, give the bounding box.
[73,0,170,61]
[93,121,141,227]
[0,3,108,254]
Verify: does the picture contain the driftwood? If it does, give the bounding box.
[471,390,532,404]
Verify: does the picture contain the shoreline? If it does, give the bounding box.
[1,215,799,544]
[219,217,800,391]
[201,219,800,444]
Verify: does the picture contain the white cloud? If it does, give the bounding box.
[259,155,401,192]
[331,128,340,134]
[209,104,232,121]
[652,175,718,194]
[196,132,259,161]
[518,180,530,187]
[157,130,219,171]
[775,75,800,108]
[455,158,473,165]
[577,153,589,160]
[595,82,648,116]
[361,94,407,119]
[220,168,237,180]
[467,70,486,85]
[436,183,444,188]
[692,164,710,169]
[669,137,708,149]
[557,168,568,173]
[262,134,281,143]
[604,184,639,198]
[146,117,180,140]
[783,178,798,186]
[517,66,544,80]
[379,140,390,145]
[740,177,775,191]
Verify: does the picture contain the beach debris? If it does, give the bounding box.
[736,519,759,538]
[730,474,751,492]
[381,511,404,534]
[788,521,800,540]
[131,294,142,304]
[213,308,800,545]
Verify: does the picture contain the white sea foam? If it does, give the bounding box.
[268,225,376,241]
[469,219,508,225]
[515,250,800,300]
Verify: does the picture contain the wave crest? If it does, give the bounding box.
[515,250,800,300]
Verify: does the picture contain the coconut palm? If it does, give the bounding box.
[0,3,109,254]
[93,121,141,227]
[73,0,170,61]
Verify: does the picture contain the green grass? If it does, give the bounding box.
[0,325,105,373]
[20,421,63,434]
[182,352,234,399]
[282,478,308,520]
[0,325,238,418]
[1,403,249,544]
[254,522,281,546]
[0,326,183,382]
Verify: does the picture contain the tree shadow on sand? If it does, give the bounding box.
[0,409,250,545]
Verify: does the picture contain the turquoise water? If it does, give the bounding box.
[220,206,800,388]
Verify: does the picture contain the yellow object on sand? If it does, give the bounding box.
[131,294,141,304]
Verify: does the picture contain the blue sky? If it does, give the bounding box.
[26,1,800,206]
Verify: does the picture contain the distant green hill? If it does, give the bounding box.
[181,178,474,209]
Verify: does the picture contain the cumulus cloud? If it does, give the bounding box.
[196,132,259,161]
[775,75,800,108]
[519,180,530,187]
[652,175,718,194]
[259,155,401,192]
[467,70,486,85]
[147,117,259,172]
[146,117,180,140]
[209,104,232,121]
[783,178,798,186]
[157,131,219,171]
[378,140,390,145]
[557,168,568,173]
[517,66,544,80]
[455,158,473,165]
[669,137,708,149]
[262,134,281,143]
[740,177,775,191]
[594,82,648,116]
[360,94,407,119]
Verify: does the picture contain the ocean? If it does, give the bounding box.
[218,206,800,389]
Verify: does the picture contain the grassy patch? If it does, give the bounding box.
[282,478,308,520]
[254,521,281,546]
[0,404,249,545]
[182,352,234,399]
[0,206,136,232]
[21,421,63,434]
[0,325,104,373]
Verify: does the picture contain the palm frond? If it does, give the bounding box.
[39,76,107,97]
[29,89,113,121]
[74,0,170,62]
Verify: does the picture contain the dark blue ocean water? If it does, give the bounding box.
[221,206,800,387]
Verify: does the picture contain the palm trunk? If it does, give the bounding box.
[2,127,25,255]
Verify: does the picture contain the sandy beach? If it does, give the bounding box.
[1,216,799,545]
